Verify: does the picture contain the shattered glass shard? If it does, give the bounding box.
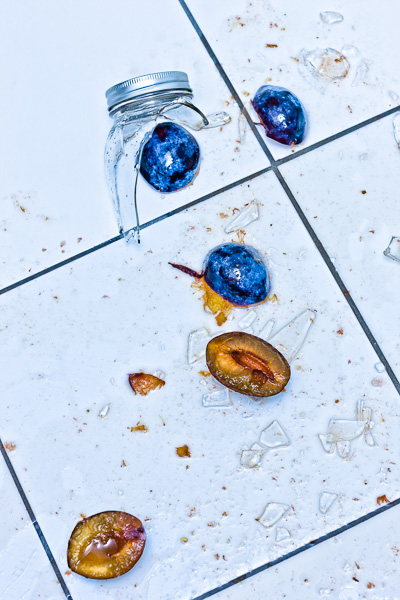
[268,309,316,363]
[202,111,232,129]
[257,502,290,528]
[202,388,232,408]
[188,328,210,365]
[259,421,291,449]
[341,44,359,58]
[374,362,386,373]
[98,404,110,418]
[319,492,338,514]
[352,59,372,87]
[275,527,291,542]
[240,443,266,468]
[319,400,375,457]
[238,110,247,143]
[393,114,400,149]
[258,319,275,341]
[299,48,350,87]
[238,309,257,330]
[224,201,259,233]
[383,235,400,262]
[320,11,343,24]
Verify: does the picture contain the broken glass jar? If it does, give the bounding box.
[104,71,231,242]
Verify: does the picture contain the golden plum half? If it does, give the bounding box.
[67,511,146,579]
[206,332,290,397]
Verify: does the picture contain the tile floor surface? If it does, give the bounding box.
[1,0,400,599]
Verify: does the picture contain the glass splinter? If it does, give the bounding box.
[275,527,291,542]
[320,11,343,24]
[374,362,386,373]
[268,309,316,363]
[257,502,290,528]
[258,319,275,341]
[188,328,210,365]
[224,201,259,234]
[393,115,400,149]
[98,404,110,418]
[240,443,265,469]
[319,492,338,514]
[299,48,349,88]
[318,400,375,457]
[238,111,247,142]
[238,309,257,330]
[259,421,291,449]
[352,59,372,87]
[202,388,232,408]
[383,235,400,263]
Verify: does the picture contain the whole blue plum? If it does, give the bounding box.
[203,243,270,306]
[251,85,306,146]
[140,123,200,193]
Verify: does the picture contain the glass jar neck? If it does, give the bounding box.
[109,89,194,121]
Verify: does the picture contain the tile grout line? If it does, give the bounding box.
[275,104,400,166]
[0,440,73,600]
[177,0,400,395]
[193,497,400,600]
[0,168,271,297]
[274,168,400,394]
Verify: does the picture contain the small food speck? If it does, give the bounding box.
[377,494,390,505]
[65,570,71,575]
[361,190,367,194]
[129,423,148,433]
[219,213,229,219]
[268,293,279,304]
[266,44,278,48]
[215,554,220,560]
[60,241,66,247]
[176,445,191,458]
[337,329,344,335]
[198,370,211,377]
[367,582,375,589]
[371,378,383,387]
[3,442,16,452]
[77,237,82,242]
[121,460,127,467]
[129,373,165,396]
[181,537,188,543]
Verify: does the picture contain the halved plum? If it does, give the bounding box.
[206,332,290,397]
[67,511,146,579]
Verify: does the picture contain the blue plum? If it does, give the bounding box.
[203,243,270,306]
[251,85,306,146]
[140,123,200,193]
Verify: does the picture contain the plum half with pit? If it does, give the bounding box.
[140,122,200,193]
[67,511,146,579]
[251,85,306,146]
[170,243,270,325]
[206,332,290,397]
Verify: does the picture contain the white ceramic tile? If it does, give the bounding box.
[0,455,65,599]
[184,0,400,159]
[280,115,400,381]
[211,504,400,599]
[0,0,269,290]
[1,173,400,600]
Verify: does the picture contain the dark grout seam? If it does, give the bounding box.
[193,496,400,600]
[177,0,400,396]
[0,167,271,297]
[274,168,400,394]
[0,439,74,600]
[276,104,400,167]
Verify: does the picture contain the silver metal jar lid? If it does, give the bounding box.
[105,71,192,111]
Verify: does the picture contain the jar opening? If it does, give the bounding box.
[106,71,192,112]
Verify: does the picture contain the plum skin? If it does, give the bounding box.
[203,243,270,306]
[251,85,306,146]
[140,123,200,193]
